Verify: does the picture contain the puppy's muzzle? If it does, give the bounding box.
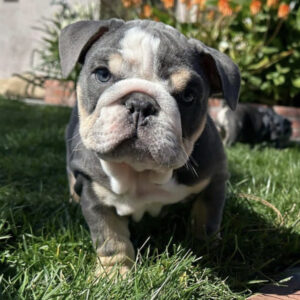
[79,78,186,169]
[124,93,159,127]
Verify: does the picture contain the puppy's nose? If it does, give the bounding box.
[125,93,158,125]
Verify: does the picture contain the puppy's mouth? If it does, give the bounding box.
[96,120,185,171]
[93,92,159,157]
[97,137,155,171]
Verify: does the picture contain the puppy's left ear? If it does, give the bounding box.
[59,19,125,78]
[189,38,241,110]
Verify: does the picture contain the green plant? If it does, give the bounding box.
[122,0,300,106]
[218,1,300,105]
[33,1,100,82]
[33,0,300,106]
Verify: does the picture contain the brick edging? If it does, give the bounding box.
[44,79,76,107]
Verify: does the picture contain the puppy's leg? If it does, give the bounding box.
[67,168,80,203]
[223,121,239,146]
[80,181,135,277]
[191,178,226,240]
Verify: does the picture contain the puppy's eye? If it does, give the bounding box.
[183,89,195,104]
[95,67,111,83]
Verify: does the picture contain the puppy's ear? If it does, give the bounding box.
[59,19,124,78]
[189,38,240,110]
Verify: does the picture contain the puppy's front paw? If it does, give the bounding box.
[190,197,221,245]
[94,258,132,280]
[93,237,135,280]
[190,198,207,240]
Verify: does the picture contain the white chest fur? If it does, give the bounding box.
[93,160,210,221]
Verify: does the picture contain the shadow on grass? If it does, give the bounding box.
[1,99,299,295]
[131,188,300,292]
[130,150,300,292]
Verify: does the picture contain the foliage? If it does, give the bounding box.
[124,0,300,106]
[1,98,300,298]
[33,1,100,82]
[33,0,300,106]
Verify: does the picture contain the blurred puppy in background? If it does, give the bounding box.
[216,103,292,147]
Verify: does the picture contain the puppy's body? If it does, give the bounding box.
[67,104,226,220]
[60,19,240,275]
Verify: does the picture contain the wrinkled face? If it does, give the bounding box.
[77,24,210,172]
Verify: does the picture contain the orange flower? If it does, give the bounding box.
[192,0,206,10]
[122,0,141,7]
[122,0,132,7]
[161,0,174,9]
[207,10,215,21]
[180,0,193,9]
[132,0,142,5]
[250,0,262,15]
[267,0,278,8]
[143,4,152,17]
[218,0,233,16]
[278,3,290,18]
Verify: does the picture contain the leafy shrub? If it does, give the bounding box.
[33,1,100,82]
[133,0,300,106]
[34,0,300,106]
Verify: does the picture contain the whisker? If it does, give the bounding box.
[66,132,81,142]
[185,160,198,177]
[189,154,199,167]
[70,141,83,156]
[180,142,199,178]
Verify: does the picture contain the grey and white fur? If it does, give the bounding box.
[59,19,241,276]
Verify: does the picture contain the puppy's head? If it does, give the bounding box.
[59,19,240,172]
[265,110,292,146]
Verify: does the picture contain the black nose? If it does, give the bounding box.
[125,93,158,125]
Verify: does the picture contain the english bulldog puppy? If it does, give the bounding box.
[59,19,240,276]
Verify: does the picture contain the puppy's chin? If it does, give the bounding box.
[96,135,187,172]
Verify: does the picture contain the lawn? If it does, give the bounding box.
[0,98,299,299]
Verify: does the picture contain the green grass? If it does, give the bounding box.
[0,98,299,299]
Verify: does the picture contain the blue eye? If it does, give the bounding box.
[95,68,111,82]
[183,88,195,104]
